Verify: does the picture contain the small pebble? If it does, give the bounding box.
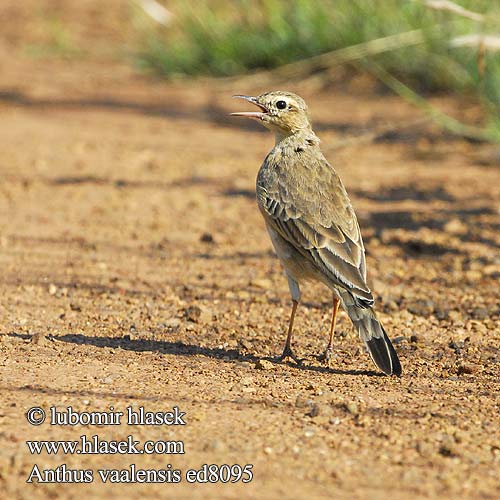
[255,359,275,370]
[307,404,320,418]
[200,232,214,243]
[344,402,358,415]
[439,435,460,457]
[295,396,312,408]
[30,332,47,345]
[407,300,434,317]
[163,318,181,331]
[392,336,407,345]
[457,363,482,375]
[238,338,253,350]
[184,305,201,322]
[472,308,488,320]
[250,278,272,289]
[203,440,226,452]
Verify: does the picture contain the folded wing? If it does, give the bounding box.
[258,152,373,307]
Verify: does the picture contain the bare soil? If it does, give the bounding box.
[0,2,499,499]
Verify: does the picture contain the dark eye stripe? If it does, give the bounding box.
[276,100,287,109]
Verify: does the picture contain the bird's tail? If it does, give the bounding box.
[340,291,402,376]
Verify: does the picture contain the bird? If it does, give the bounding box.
[231,91,401,376]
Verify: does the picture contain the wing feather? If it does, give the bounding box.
[258,148,372,305]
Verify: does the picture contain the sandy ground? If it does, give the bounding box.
[0,2,499,499]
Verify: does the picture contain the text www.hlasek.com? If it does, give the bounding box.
[27,435,184,455]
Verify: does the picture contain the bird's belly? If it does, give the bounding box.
[265,224,319,283]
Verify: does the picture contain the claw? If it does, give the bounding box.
[276,345,302,365]
[317,346,334,364]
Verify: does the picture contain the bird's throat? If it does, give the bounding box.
[274,127,318,146]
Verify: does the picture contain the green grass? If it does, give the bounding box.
[24,16,84,59]
[133,0,500,140]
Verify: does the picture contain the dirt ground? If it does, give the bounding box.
[0,2,499,499]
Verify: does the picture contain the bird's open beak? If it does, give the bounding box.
[230,95,268,119]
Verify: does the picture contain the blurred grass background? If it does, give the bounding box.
[132,0,500,141]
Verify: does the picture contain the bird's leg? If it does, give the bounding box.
[276,299,301,364]
[318,295,340,363]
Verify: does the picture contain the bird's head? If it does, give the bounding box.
[231,91,311,139]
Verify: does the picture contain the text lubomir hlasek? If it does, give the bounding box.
[49,406,186,426]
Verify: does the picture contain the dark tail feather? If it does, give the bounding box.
[341,292,402,376]
[366,328,402,376]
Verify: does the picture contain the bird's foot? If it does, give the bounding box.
[276,345,302,365]
[317,346,334,365]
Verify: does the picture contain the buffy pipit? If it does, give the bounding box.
[231,91,401,376]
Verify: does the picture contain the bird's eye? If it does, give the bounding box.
[276,100,287,110]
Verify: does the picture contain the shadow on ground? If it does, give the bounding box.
[9,332,379,377]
